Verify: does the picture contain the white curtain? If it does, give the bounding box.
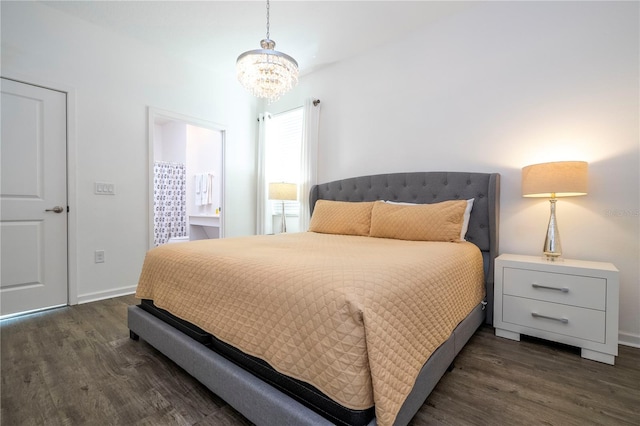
[256,112,271,235]
[297,99,321,231]
[153,161,187,245]
[256,99,320,234]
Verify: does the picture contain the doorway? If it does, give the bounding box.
[148,108,225,248]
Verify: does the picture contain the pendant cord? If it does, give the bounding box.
[266,0,270,40]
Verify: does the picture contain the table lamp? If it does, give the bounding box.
[268,182,297,233]
[522,161,588,260]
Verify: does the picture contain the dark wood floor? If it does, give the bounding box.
[2,295,639,425]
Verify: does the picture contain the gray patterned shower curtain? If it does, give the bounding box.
[153,161,187,246]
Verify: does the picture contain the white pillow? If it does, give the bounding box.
[384,199,474,241]
[460,198,474,241]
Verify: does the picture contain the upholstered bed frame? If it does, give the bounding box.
[128,171,500,425]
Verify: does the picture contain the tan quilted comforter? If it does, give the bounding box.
[135,232,485,425]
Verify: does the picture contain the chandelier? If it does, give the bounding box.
[236,0,299,103]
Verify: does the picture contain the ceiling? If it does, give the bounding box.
[42,1,474,76]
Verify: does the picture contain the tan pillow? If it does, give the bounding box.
[309,200,375,236]
[369,200,468,242]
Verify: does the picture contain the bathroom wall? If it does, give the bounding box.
[154,121,187,164]
[186,125,223,218]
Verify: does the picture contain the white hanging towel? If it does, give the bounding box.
[200,173,208,205]
[206,173,214,205]
[195,174,204,206]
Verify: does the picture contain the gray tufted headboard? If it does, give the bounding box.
[309,171,500,324]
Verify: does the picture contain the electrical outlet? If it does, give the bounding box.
[95,250,105,263]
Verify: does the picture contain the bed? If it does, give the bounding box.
[128,171,500,426]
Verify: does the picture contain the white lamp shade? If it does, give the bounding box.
[268,182,297,201]
[522,161,588,198]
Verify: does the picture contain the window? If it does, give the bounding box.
[263,107,303,232]
[257,99,320,235]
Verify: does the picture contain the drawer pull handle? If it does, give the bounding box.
[531,283,569,293]
[531,312,569,324]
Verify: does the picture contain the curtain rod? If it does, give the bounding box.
[256,99,321,121]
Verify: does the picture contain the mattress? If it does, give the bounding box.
[139,299,375,425]
[135,232,485,426]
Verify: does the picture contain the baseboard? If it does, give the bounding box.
[77,285,137,305]
[619,331,640,349]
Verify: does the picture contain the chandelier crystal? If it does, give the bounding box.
[236,0,299,103]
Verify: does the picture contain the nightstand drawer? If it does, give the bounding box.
[503,267,606,310]
[502,295,606,343]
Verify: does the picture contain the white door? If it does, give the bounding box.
[1,78,68,317]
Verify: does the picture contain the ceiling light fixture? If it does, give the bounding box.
[236,0,299,103]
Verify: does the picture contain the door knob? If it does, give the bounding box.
[45,206,64,213]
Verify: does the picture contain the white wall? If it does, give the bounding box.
[1,2,257,303]
[277,2,640,345]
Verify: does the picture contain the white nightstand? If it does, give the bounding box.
[493,254,619,365]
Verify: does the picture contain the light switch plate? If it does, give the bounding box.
[94,182,115,195]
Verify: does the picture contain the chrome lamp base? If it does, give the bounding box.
[280,200,287,233]
[543,198,562,261]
